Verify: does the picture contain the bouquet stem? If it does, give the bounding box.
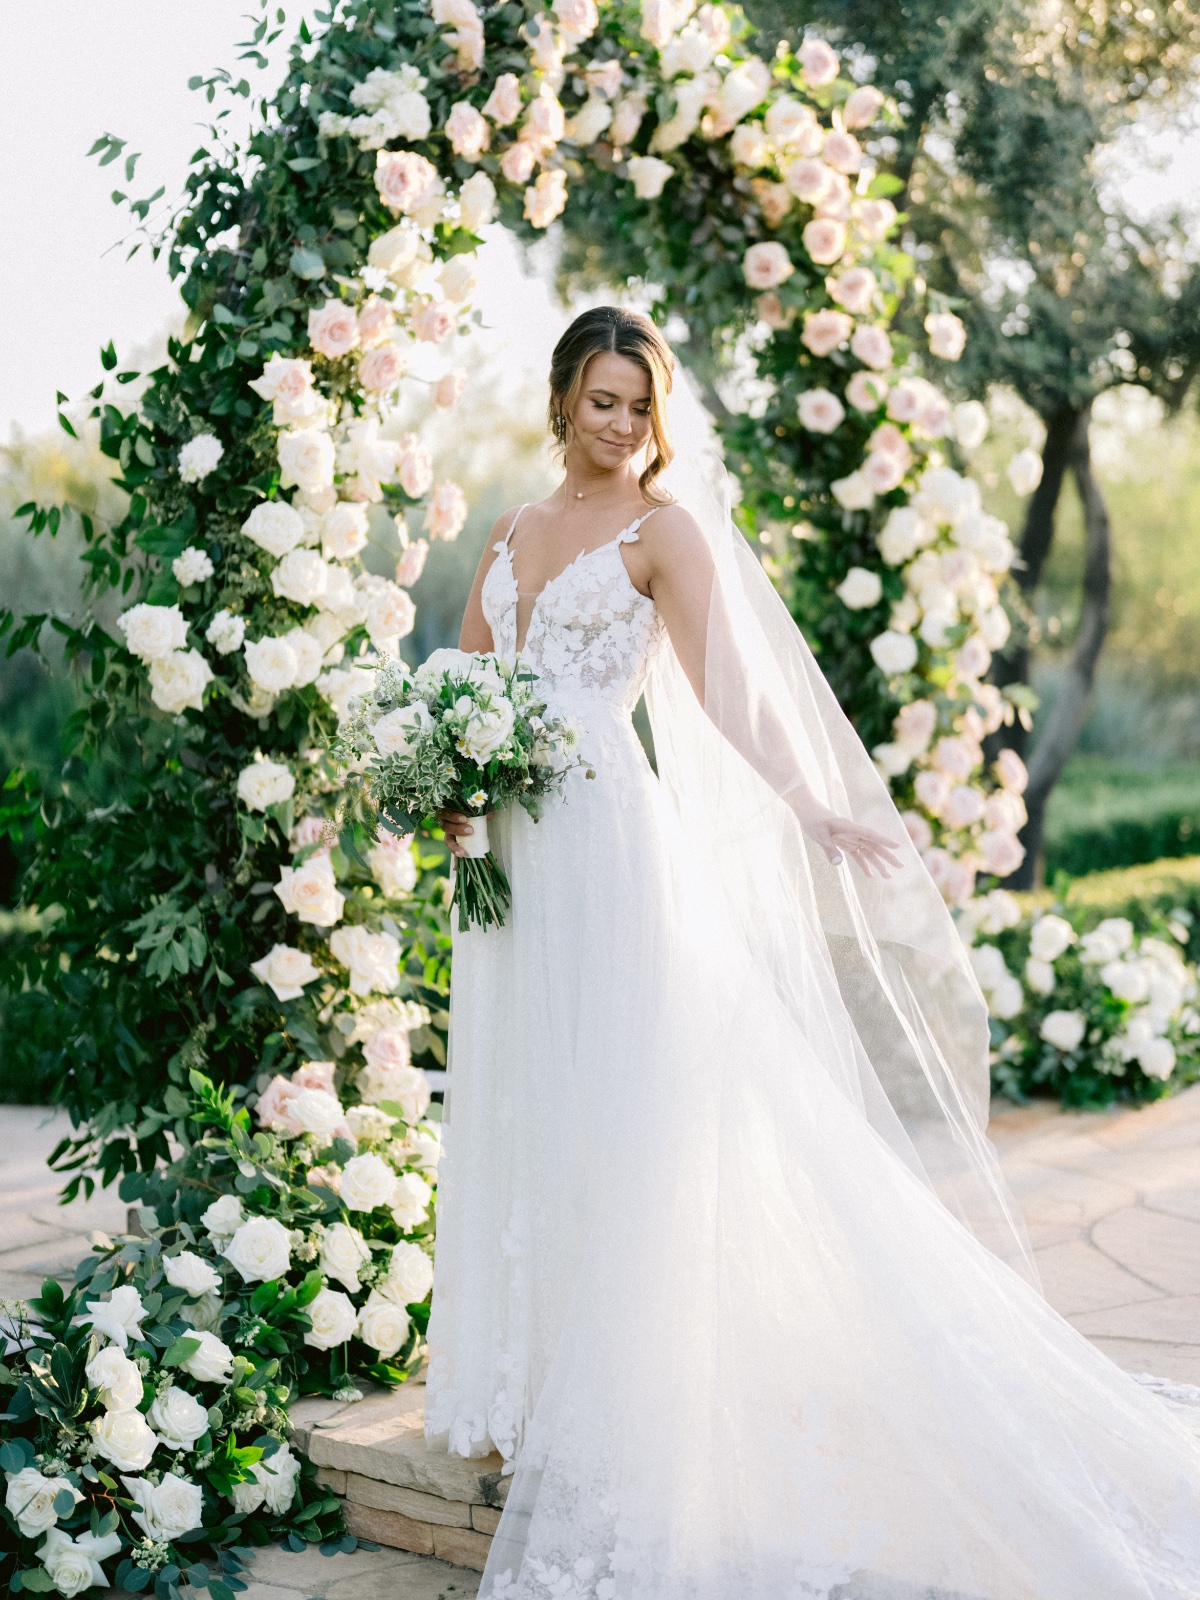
[453,815,511,930]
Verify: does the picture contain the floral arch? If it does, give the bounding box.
[9,0,1032,1195]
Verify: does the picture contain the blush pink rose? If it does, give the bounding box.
[846,371,889,411]
[743,242,794,290]
[500,140,539,184]
[398,436,435,499]
[363,1028,412,1071]
[798,38,839,87]
[783,157,833,204]
[434,371,467,409]
[291,815,335,856]
[854,197,898,242]
[396,539,429,587]
[357,295,396,346]
[827,267,876,314]
[308,300,360,359]
[822,130,863,174]
[862,451,906,495]
[375,150,439,216]
[803,218,847,266]
[524,170,568,229]
[483,73,523,126]
[359,346,406,393]
[412,301,456,344]
[256,1075,303,1133]
[868,422,912,464]
[424,480,468,541]
[843,86,885,129]
[446,101,490,161]
[851,324,894,372]
[800,309,853,357]
[293,1060,337,1093]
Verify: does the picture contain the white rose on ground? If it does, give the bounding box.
[237,758,295,812]
[223,1216,292,1283]
[290,1088,346,1141]
[831,471,874,511]
[340,1151,401,1213]
[835,567,882,610]
[304,1286,359,1349]
[5,1469,78,1537]
[627,156,675,199]
[243,500,307,558]
[201,1194,244,1238]
[85,1345,145,1412]
[124,1472,204,1541]
[250,943,321,1002]
[1080,917,1134,964]
[385,1240,434,1303]
[180,1328,235,1384]
[1041,1009,1087,1053]
[1138,1037,1176,1080]
[181,1292,224,1332]
[83,1285,146,1350]
[229,1477,266,1515]
[988,975,1025,1020]
[329,925,401,995]
[279,428,336,495]
[172,547,215,586]
[205,609,246,654]
[319,1222,373,1292]
[742,242,794,290]
[91,1408,157,1471]
[149,649,214,715]
[1007,448,1043,496]
[39,1529,122,1597]
[163,1251,221,1297]
[275,856,345,928]
[117,603,188,662]
[372,703,433,755]
[391,1170,433,1232]
[797,389,845,434]
[1024,958,1057,996]
[357,1289,411,1358]
[146,1385,210,1451]
[1030,914,1075,963]
[178,434,224,483]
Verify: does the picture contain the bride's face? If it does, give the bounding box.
[567,352,653,472]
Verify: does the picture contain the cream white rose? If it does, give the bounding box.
[391,1170,433,1232]
[272,548,330,607]
[835,567,882,611]
[321,501,370,561]
[223,1216,292,1283]
[149,649,214,715]
[278,428,336,495]
[237,758,295,812]
[869,630,918,675]
[1041,1009,1086,1053]
[91,1408,157,1471]
[1024,958,1056,996]
[1080,917,1134,964]
[742,242,794,290]
[5,1469,78,1537]
[117,603,188,662]
[329,925,401,995]
[124,1472,204,1541]
[988,974,1025,1020]
[458,700,515,764]
[178,434,224,483]
[243,501,306,557]
[201,1194,244,1238]
[181,1292,224,1332]
[290,1087,346,1141]
[146,1385,210,1451]
[250,943,321,1001]
[1138,1037,1176,1080]
[797,389,845,434]
[385,1240,434,1303]
[303,1286,359,1349]
[356,1289,411,1359]
[85,1345,145,1412]
[1029,914,1075,964]
[205,609,246,654]
[368,837,418,898]
[319,1222,373,1292]
[360,1063,430,1124]
[83,1284,145,1350]
[244,636,299,693]
[39,1528,122,1597]
[162,1250,221,1297]
[275,856,345,928]
[179,1328,235,1384]
[339,1151,401,1212]
[372,703,433,755]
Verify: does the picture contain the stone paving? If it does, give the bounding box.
[2,1085,1198,1596]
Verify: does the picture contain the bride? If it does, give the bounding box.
[423,305,1200,1599]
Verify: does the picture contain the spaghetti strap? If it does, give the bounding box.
[615,506,661,544]
[493,504,527,554]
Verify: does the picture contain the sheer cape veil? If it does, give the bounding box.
[645,372,1038,1287]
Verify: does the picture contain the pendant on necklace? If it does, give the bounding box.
[575,491,584,499]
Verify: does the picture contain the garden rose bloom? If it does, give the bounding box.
[340,1151,401,1212]
[730,121,771,168]
[831,471,874,511]
[357,1290,411,1358]
[862,451,906,495]
[86,1346,144,1412]
[242,500,305,558]
[627,156,675,200]
[1030,914,1075,963]
[391,1171,434,1232]
[846,370,888,412]
[945,784,987,828]
[798,37,839,86]
[956,634,992,680]
[850,324,893,371]
[843,85,885,128]
[1139,1037,1177,1080]
[308,299,359,359]
[764,97,821,152]
[250,354,321,425]
[369,834,419,897]
[329,925,402,995]
[434,372,467,410]
[501,140,539,184]
[118,603,188,662]
[994,748,1029,794]
[926,311,967,360]
[567,97,613,146]
[1041,1010,1086,1053]
[360,1063,431,1122]
[979,828,1024,876]
[446,101,490,160]
[854,196,898,242]
[424,480,469,541]
[275,855,345,927]
[244,636,298,694]
[364,1023,414,1072]
[953,400,990,449]
[173,547,214,586]
[386,1239,435,1303]
[610,91,648,148]
[483,72,522,126]
[827,267,876,314]
[870,630,918,675]
[803,218,847,265]
[800,308,852,357]
[149,650,214,716]
[356,296,395,348]
[205,609,246,655]
[1007,448,1043,496]
[554,0,599,39]
[412,299,456,344]
[278,428,336,495]
[162,1251,221,1297]
[321,501,369,562]
[525,169,569,229]
[224,1216,292,1283]
[91,1409,157,1471]
[319,1222,372,1292]
[783,156,833,205]
[751,181,792,228]
[40,1530,122,1597]
[797,389,845,434]
[458,171,497,234]
[372,703,433,755]
[835,567,883,610]
[375,149,439,215]
[822,129,863,174]
[177,434,224,483]
[237,757,294,812]
[358,345,406,393]
[440,254,479,306]
[255,1074,303,1133]
[1024,958,1056,996]
[272,548,331,606]
[124,1474,204,1542]
[742,242,795,290]
[81,1288,145,1352]
[146,1387,210,1451]
[291,1087,346,1140]
[364,581,416,646]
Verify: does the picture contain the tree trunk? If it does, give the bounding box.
[1006,403,1112,887]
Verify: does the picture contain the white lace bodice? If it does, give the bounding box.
[481,508,667,716]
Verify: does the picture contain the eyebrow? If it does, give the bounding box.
[586,387,651,401]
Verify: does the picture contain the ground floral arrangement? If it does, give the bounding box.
[0,1069,444,1595]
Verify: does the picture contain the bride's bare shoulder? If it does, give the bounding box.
[638,502,710,562]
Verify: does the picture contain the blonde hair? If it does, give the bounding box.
[548,306,675,502]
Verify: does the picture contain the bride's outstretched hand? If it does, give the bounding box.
[807,813,905,877]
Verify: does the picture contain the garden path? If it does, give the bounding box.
[2,1086,1198,1596]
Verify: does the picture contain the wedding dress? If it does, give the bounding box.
[424,402,1200,1598]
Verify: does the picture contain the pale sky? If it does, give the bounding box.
[1,4,1197,443]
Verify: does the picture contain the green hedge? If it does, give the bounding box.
[1044,762,1200,878]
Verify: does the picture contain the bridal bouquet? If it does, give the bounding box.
[339,649,589,931]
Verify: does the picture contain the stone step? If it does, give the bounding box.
[290,1377,506,1574]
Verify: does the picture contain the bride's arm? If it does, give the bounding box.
[632,506,901,876]
[457,509,518,653]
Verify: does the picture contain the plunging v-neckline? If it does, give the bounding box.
[502,511,653,654]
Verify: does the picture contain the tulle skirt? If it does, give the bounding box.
[425,697,1200,1600]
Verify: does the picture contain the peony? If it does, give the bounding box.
[177,434,224,484]
[83,1285,145,1350]
[1007,448,1043,497]
[242,500,305,558]
[425,480,469,541]
[831,471,874,511]
[1030,914,1075,964]
[201,1194,243,1238]
[275,855,345,927]
[237,757,294,812]
[250,353,321,426]
[146,1386,210,1451]
[124,1473,204,1541]
[850,324,893,372]
[223,1216,292,1284]
[91,1408,157,1471]
[446,100,490,161]
[803,218,846,266]
[627,156,676,200]
[870,630,919,675]
[1138,1037,1176,1081]
[329,925,401,996]
[835,567,882,610]
[385,1240,435,1303]
[843,84,885,128]
[798,37,839,87]
[391,1170,434,1232]
[994,748,1029,794]
[797,389,845,435]
[39,1529,122,1597]
[458,700,516,763]
[278,428,336,495]
[244,636,298,694]
[6,1470,79,1539]
[319,1222,372,1292]
[357,1290,411,1359]
[173,547,214,586]
[525,170,569,230]
[148,650,213,716]
[372,702,434,755]
[118,603,188,662]
[483,73,522,126]
[205,609,246,654]
[742,242,794,290]
[358,345,406,394]
[846,370,889,412]
[162,1251,221,1297]
[86,1346,144,1412]
[375,149,439,216]
[800,309,852,358]
[926,311,967,361]
[340,1151,401,1212]
[1041,1010,1086,1053]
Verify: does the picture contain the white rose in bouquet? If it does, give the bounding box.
[147,1385,210,1451]
[304,1286,359,1349]
[162,1251,221,1297]
[83,1285,146,1350]
[319,1222,373,1291]
[5,1469,78,1537]
[91,1408,158,1471]
[340,1151,401,1212]
[372,702,434,755]
[229,1477,266,1515]
[275,856,346,928]
[391,1170,433,1232]
[149,650,214,715]
[124,1472,204,1541]
[250,944,321,1001]
[39,1529,122,1597]
[385,1240,434,1303]
[458,699,515,764]
[179,1329,235,1384]
[85,1346,144,1412]
[223,1216,292,1283]
[357,1289,411,1358]
[201,1194,244,1239]
[290,1087,347,1141]
[1040,1009,1087,1053]
[329,925,401,994]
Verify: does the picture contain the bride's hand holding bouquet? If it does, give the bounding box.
[338,649,590,931]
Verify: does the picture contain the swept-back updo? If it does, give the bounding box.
[548,306,676,502]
